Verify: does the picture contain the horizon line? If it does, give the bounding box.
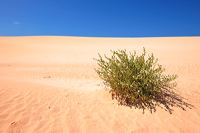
[0,35,200,39]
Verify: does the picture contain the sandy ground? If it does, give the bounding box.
[0,36,200,133]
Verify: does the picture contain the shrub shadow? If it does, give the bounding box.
[111,88,193,114]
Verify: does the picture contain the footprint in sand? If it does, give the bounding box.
[7,121,23,133]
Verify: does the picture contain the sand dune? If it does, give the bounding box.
[0,36,200,133]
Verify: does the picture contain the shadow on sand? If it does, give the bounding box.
[111,88,193,114]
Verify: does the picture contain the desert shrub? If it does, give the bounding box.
[95,48,191,113]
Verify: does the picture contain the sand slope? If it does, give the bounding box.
[0,36,200,133]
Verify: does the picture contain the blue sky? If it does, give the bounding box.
[0,0,200,37]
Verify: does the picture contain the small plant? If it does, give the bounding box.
[95,48,192,113]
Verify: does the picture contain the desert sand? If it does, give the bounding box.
[0,36,200,133]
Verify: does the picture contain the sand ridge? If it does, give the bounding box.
[0,36,200,132]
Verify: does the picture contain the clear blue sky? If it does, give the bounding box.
[0,0,200,37]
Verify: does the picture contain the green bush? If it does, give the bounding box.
[95,48,191,113]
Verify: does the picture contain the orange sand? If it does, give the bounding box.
[0,36,200,133]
